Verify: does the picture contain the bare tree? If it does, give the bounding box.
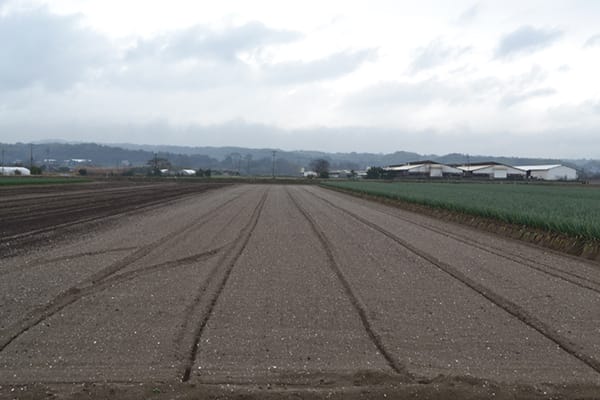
[310,158,330,178]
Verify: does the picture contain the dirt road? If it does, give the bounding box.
[1,184,599,399]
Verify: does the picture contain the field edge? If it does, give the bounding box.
[320,184,600,262]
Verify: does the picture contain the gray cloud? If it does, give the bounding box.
[501,87,556,107]
[346,66,555,110]
[126,22,301,62]
[0,7,110,90]
[263,49,376,84]
[584,34,600,47]
[410,39,470,73]
[110,54,253,91]
[496,26,563,58]
[119,23,369,88]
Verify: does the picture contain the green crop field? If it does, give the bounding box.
[323,181,600,241]
[0,177,90,186]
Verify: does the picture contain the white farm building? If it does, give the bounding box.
[386,161,462,178]
[179,169,197,176]
[515,165,577,181]
[457,163,525,179]
[0,167,31,176]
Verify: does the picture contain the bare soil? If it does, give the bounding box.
[1,183,599,399]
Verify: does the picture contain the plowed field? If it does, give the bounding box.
[1,184,599,399]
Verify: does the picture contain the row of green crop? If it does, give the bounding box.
[0,177,90,186]
[322,181,600,241]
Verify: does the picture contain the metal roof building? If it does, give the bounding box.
[515,164,578,181]
[456,162,525,179]
[386,161,462,178]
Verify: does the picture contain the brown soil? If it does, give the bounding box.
[2,184,600,399]
[0,181,229,255]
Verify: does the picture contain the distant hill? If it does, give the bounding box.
[1,141,598,177]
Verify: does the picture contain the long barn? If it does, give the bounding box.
[515,164,578,181]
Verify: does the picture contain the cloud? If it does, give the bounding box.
[263,49,376,84]
[126,22,302,62]
[410,39,470,73]
[509,65,548,90]
[495,26,563,58]
[457,3,480,24]
[584,34,600,47]
[345,79,461,108]
[501,87,556,107]
[0,7,110,90]
[119,22,369,88]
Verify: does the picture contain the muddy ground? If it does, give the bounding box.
[1,183,599,399]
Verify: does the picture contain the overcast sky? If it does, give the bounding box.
[1,0,599,158]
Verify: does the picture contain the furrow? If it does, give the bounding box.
[0,184,229,249]
[180,189,269,382]
[285,187,411,379]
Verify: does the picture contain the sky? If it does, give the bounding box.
[1,0,599,158]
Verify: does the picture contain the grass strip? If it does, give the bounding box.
[0,177,90,186]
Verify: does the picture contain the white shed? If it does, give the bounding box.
[515,165,577,181]
[0,167,31,176]
[457,163,525,179]
[179,169,197,176]
[386,161,462,178]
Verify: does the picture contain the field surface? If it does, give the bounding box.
[1,183,600,399]
[323,181,600,240]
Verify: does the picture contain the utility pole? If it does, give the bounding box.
[30,143,33,170]
[271,150,276,179]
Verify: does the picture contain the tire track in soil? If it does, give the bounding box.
[0,247,139,278]
[1,247,223,350]
[285,187,412,380]
[180,189,269,382]
[0,190,248,354]
[75,246,226,299]
[302,187,600,376]
[316,187,600,292]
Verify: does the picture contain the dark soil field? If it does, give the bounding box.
[1,183,600,399]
